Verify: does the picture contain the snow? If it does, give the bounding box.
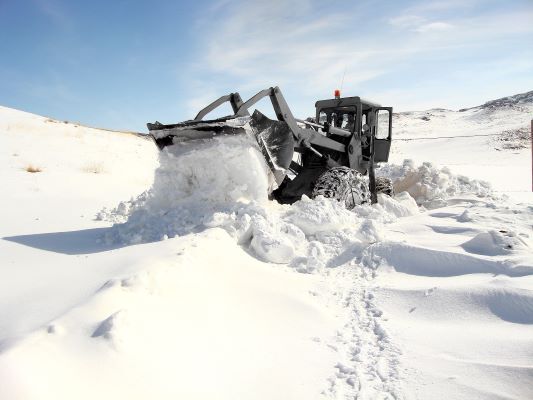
[2,229,337,399]
[0,92,532,400]
[391,91,533,200]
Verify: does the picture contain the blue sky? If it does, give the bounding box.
[1,0,532,131]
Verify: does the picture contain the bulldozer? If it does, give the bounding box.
[147,86,394,208]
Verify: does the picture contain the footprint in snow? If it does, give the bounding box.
[92,310,129,349]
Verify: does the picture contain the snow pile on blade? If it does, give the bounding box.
[151,135,271,206]
[379,159,492,208]
[98,134,273,243]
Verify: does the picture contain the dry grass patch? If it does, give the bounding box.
[25,165,42,173]
[82,162,106,174]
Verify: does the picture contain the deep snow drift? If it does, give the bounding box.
[1,92,532,400]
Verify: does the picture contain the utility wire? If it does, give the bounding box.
[395,133,501,141]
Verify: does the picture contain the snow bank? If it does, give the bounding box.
[462,229,529,256]
[100,137,421,271]
[100,137,500,273]
[379,159,492,208]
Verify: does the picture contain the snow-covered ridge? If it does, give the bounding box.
[0,105,154,174]
[0,105,158,221]
[0,105,148,138]
[465,89,533,111]
[394,89,533,127]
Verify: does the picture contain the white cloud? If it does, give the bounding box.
[389,14,452,33]
[187,0,401,115]
[409,0,483,13]
[388,14,426,29]
[186,0,533,114]
[415,21,453,33]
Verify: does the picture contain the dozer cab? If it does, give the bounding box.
[147,86,393,208]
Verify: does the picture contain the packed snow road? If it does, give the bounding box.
[0,103,532,399]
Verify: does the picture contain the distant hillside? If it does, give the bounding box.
[393,90,532,150]
[461,90,533,112]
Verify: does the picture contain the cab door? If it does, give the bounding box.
[373,107,392,162]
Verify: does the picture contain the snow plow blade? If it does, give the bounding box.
[147,110,294,186]
[147,116,248,150]
[248,110,294,185]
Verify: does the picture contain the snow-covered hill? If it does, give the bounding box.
[0,95,532,400]
[391,90,533,198]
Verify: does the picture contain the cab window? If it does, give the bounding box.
[376,109,390,139]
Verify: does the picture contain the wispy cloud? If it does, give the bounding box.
[187,0,398,115]
[185,0,533,115]
[415,22,453,33]
[389,15,453,33]
[389,14,426,30]
[406,0,482,13]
